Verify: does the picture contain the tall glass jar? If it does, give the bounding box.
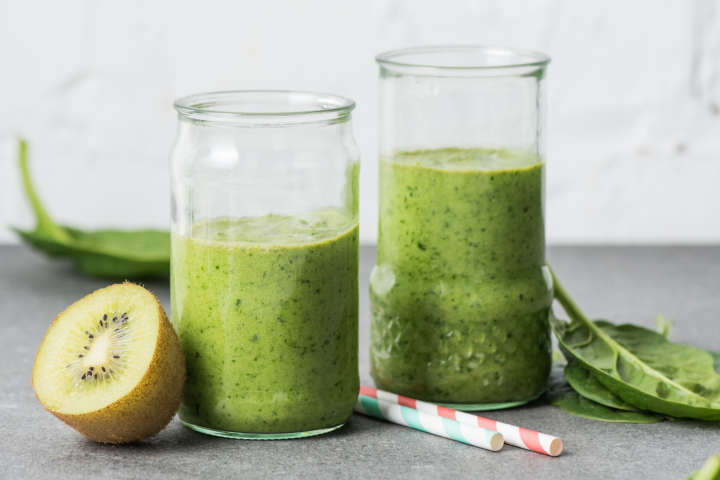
[170,91,360,438]
[370,46,553,410]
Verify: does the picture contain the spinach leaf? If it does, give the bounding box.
[564,363,642,412]
[550,268,720,421]
[551,388,664,424]
[685,455,720,480]
[656,314,673,339]
[12,139,170,279]
[655,316,720,377]
[548,363,663,423]
[711,351,720,376]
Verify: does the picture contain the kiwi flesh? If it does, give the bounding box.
[32,283,185,444]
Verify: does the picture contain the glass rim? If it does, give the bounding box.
[174,90,356,122]
[376,45,551,71]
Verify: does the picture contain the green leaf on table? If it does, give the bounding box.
[655,316,720,378]
[548,363,663,423]
[564,363,642,412]
[685,455,720,480]
[550,268,720,421]
[551,388,664,423]
[12,139,170,279]
[711,351,720,376]
[656,314,673,339]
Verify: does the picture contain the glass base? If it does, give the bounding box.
[436,390,544,412]
[181,421,345,440]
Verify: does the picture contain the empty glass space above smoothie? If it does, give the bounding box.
[371,47,552,410]
[170,91,360,438]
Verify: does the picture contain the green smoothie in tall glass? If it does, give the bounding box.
[370,148,552,408]
[172,209,359,434]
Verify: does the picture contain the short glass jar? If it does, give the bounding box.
[170,91,360,438]
[369,46,553,410]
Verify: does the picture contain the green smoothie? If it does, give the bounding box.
[172,209,359,433]
[370,148,553,406]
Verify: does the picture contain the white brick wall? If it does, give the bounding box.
[1,0,718,245]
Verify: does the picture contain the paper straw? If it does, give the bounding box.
[360,386,563,457]
[355,395,503,451]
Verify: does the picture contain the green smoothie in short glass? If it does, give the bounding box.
[172,209,359,436]
[369,148,553,409]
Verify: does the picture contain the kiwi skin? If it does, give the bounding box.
[32,283,186,444]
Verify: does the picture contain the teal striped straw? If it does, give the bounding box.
[355,395,503,452]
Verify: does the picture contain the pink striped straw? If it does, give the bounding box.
[360,386,563,457]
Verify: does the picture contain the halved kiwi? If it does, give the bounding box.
[32,283,185,444]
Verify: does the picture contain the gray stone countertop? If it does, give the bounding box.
[1,245,719,479]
